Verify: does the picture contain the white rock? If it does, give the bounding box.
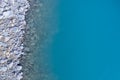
[10,27,19,33]
[0,1,6,8]
[0,42,7,47]
[8,62,13,68]
[19,7,24,13]
[0,59,7,63]
[0,15,3,19]
[4,0,9,3]
[18,15,25,21]
[0,35,3,39]
[14,50,19,54]
[10,0,15,5]
[16,66,22,71]
[17,73,23,80]
[0,67,7,72]
[4,37,11,42]
[0,8,3,14]
[3,11,14,19]
[2,32,9,36]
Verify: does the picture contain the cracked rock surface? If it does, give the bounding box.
[0,0,29,80]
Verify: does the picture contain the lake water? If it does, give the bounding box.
[51,0,120,80]
[24,0,120,80]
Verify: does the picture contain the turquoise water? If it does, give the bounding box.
[51,0,120,80]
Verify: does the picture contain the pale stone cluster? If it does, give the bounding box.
[0,0,29,80]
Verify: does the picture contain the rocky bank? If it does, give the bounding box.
[0,0,29,80]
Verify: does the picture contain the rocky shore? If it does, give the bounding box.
[0,0,30,80]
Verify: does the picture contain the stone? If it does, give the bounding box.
[4,37,11,42]
[0,67,7,72]
[17,73,23,80]
[0,36,4,41]
[0,1,6,8]
[20,46,24,50]
[10,27,19,33]
[0,59,7,63]
[0,42,7,47]
[2,11,14,19]
[0,15,3,19]
[0,8,4,14]
[2,32,9,36]
[16,66,22,71]
[18,15,25,21]
[7,62,13,68]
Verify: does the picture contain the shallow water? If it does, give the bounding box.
[22,0,58,80]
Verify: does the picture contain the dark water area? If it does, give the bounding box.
[51,0,120,80]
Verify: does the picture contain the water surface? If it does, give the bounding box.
[51,0,120,80]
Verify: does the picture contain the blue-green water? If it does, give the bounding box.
[51,0,120,80]
[23,0,59,80]
[24,0,120,80]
